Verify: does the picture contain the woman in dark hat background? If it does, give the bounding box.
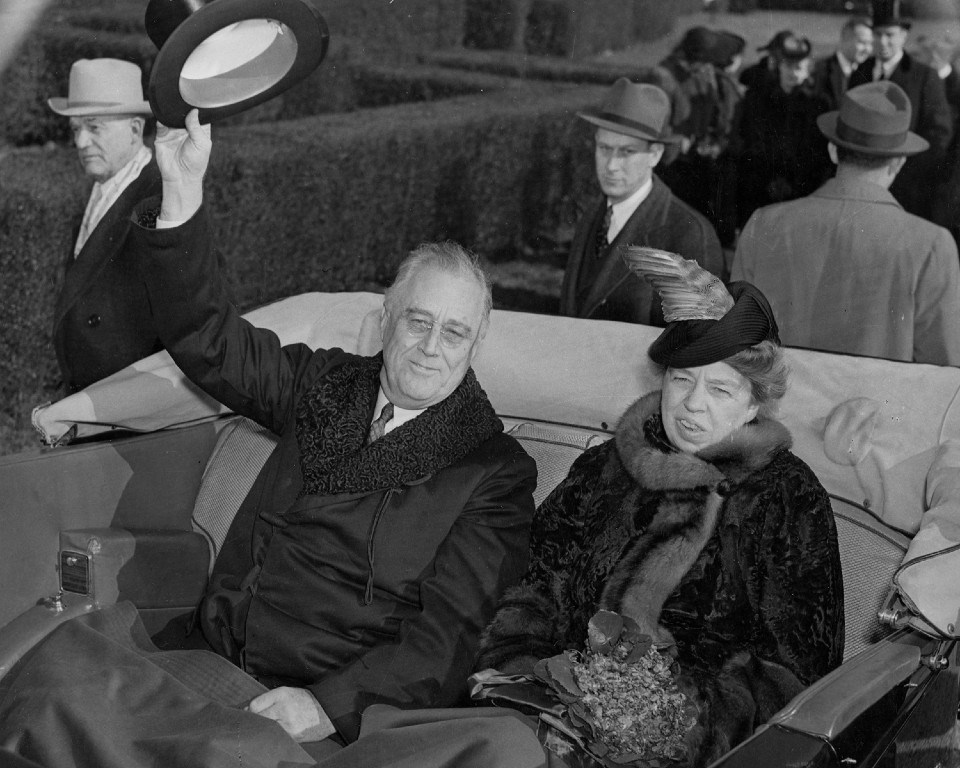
[659,26,746,246]
[477,249,844,766]
[735,32,833,227]
[739,28,792,91]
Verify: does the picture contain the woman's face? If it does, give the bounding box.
[661,362,760,453]
[778,57,811,92]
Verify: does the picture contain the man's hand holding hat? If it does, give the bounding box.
[155,108,212,224]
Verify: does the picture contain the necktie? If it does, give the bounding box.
[74,183,106,257]
[366,403,394,445]
[594,205,612,257]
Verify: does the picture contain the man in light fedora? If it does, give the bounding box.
[560,77,723,326]
[732,81,960,366]
[48,58,164,393]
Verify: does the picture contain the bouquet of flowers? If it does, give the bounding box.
[471,610,698,768]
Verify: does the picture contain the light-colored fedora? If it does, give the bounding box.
[48,59,151,117]
[816,80,928,157]
[577,77,679,144]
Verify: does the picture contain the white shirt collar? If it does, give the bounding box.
[835,51,854,78]
[606,177,654,242]
[372,388,424,435]
[876,50,904,80]
[74,145,152,256]
[98,144,152,197]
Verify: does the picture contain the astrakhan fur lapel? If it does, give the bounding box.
[602,391,792,641]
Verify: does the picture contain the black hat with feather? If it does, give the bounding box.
[622,247,780,368]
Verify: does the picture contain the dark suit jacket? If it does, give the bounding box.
[560,175,724,326]
[848,52,953,217]
[53,159,164,393]
[812,53,849,110]
[848,52,952,152]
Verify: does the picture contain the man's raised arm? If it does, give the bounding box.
[154,109,211,226]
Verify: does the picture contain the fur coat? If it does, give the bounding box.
[477,391,844,766]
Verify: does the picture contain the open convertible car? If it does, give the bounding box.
[2,293,958,767]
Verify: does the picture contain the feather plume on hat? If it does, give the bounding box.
[622,247,733,321]
[621,246,779,367]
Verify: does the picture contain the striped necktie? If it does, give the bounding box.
[594,205,612,257]
[366,403,394,445]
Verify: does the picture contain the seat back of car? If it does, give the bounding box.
[829,496,908,659]
[192,418,279,569]
[190,414,905,661]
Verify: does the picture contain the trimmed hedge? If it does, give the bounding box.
[0,146,87,409]
[463,0,677,57]
[52,0,469,55]
[0,26,156,146]
[206,82,603,304]
[56,6,146,35]
[412,50,686,149]
[419,48,678,84]
[0,82,604,421]
[319,0,468,56]
[1,29,404,146]
[1,0,473,147]
[352,63,522,108]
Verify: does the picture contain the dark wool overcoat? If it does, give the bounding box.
[735,78,832,227]
[560,176,725,326]
[131,205,537,743]
[477,392,844,766]
[53,159,164,393]
[811,53,848,110]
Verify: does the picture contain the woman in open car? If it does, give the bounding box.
[474,248,844,766]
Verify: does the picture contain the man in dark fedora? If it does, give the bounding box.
[560,78,723,326]
[48,58,164,394]
[848,0,952,220]
[732,81,960,366]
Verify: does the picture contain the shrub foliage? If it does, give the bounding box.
[0,82,603,424]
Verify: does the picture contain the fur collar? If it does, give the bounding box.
[603,392,791,645]
[614,391,792,491]
[295,353,502,496]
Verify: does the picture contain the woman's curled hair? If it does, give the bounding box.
[723,340,788,418]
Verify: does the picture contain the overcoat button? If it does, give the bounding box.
[86,314,101,327]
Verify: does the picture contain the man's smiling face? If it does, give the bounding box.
[379,265,486,409]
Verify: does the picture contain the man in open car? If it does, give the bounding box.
[0,109,537,766]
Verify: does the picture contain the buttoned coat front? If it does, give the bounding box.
[560,176,724,326]
[732,177,960,366]
[53,160,163,393]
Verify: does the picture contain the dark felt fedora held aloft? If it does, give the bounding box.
[872,0,911,29]
[145,0,329,127]
[817,80,928,156]
[578,77,680,144]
